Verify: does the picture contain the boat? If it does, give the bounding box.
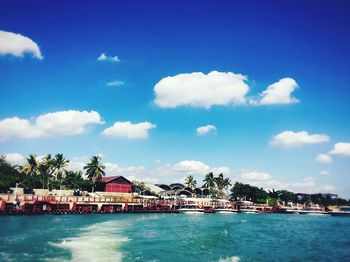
[214,206,238,214]
[177,204,205,214]
[235,200,259,213]
[297,210,329,215]
[240,207,259,214]
[328,206,350,216]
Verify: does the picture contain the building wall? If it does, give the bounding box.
[105,183,131,193]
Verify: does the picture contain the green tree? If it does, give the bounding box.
[51,153,69,179]
[268,189,281,199]
[230,182,268,203]
[214,173,232,198]
[279,190,297,203]
[203,172,215,189]
[20,154,45,189]
[267,197,278,207]
[132,181,151,194]
[38,154,54,189]
[62,171,85,190]
[21,154,40,176]
[83,156,106,192]
[185,175,197,189]
[0,155,22,192]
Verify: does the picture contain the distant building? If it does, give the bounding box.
[96,176,132,193]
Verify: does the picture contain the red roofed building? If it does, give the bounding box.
[96,176,132,193]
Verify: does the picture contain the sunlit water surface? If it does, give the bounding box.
[1,213,349,261]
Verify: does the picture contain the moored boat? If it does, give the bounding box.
[297,210,329,215]
[177,204,205,214]
[328,206,350,216]
[214,206,238,214]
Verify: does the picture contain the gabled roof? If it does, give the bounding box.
[100,176,121,183]
[100,176,131,184]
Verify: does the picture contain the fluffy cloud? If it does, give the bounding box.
[154,71,249,109]
[259,78,299,105]
[107,80,124,87]
[102,121,156,139]
[196,124,217,136]
[155,160,232,185]
[290,177,336,193]
[0,30,43,59]
[0,110,103,141]
[172,160,210,174]
[3,153,25,165]
[329,142,350,156]
[97,52,120,62]
[240,171,272,181]
[315,154,333,163]
[270,130,329,148]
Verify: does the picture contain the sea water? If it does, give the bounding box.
[0,213,349,261]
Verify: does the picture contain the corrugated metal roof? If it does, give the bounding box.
[100,176,121,183]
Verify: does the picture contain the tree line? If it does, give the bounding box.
[1,153,349,206]
[0,154,106,193]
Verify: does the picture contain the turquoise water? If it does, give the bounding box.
[0,213,349,261]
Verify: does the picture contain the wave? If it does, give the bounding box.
[50,220,130,262]
[218,256,240,262]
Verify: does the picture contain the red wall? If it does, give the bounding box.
[105,183,131,193]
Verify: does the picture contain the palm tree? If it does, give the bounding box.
[51,153,69,179]
[132,181,151,194]
[21,154,40,176]
[203,172,215,189]
[214,173,232,198]
[83,156,106,192]
[185,175,197,189]
[39,154,54,188]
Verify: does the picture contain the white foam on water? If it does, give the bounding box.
[218,256,240,262]
[0,251,14,262]
[50,220,130,262]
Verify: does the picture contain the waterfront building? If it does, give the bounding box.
[95,176,132,193]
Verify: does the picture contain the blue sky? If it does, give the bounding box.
[1,0,350,197]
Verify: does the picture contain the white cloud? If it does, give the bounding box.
[270,130,329,148]
[101,121,156,139]
[315,154,333,163]
[329,142,350,156]
[154,71,249,109]
[97,52,120,62]
[289,177,336,193]
[320,170,330,176]
[196,124,217,136]
[0,30,43,59]
[107,80,124,87]
[319,184,336,192]
[3,153,25,165]
[155,160,232,185]
[236,169,336,194]
[0,110,103,141]
[240,171,272,181]
[259,78,299,105]
[172,160,210,174]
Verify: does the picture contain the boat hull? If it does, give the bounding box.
[178,208,204,214]
[328,211,350,216]
[214,209,238,214]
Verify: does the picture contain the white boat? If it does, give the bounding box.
[214,206,238,214]
[297,210,329,215]
[240,208,258,214]
[177,204,204,214]
[328,206,350,216]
